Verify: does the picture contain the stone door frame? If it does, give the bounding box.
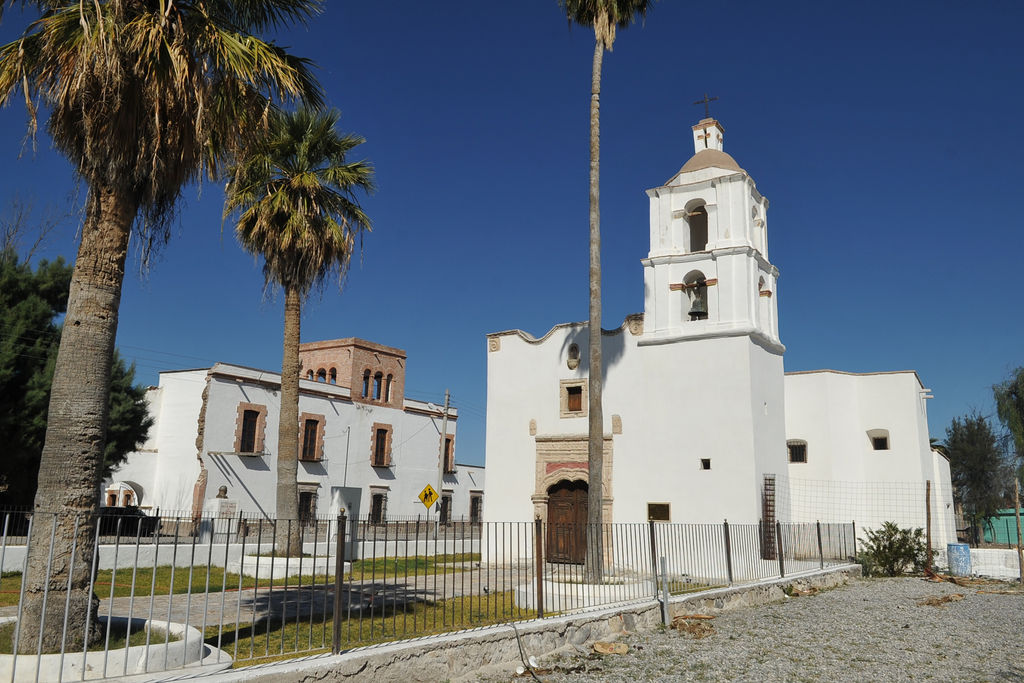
[531,434,613,525]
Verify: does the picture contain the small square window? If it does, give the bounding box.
[788,442,807,463]
[700,458,711,470]
[567,386,583,412]
[872,436,889,451]
[560,380,587,418]
[647,503,670,522]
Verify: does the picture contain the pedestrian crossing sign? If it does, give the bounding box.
[419,484,439,509]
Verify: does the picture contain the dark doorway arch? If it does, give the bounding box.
[546,479,587,564]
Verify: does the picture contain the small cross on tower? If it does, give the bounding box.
[693,93,718,120]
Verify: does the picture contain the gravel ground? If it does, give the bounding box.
[510,577,1024,682]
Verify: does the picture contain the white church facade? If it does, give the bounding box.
[483,117,954,546]
[107,338,484,524]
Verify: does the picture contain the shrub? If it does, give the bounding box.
[857,521,926,577]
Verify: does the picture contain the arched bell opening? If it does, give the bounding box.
[686,204,709,252]
[683,269,709,321]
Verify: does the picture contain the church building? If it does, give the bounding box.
[483,117,954,547]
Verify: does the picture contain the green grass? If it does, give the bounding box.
[204,589,532,667]
[0,567,334,608]
[0,553,482,607]
[347,552,479,581]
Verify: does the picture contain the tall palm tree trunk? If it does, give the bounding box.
[276,286,302,556]
[585,36,606,583]
[20,186,138,653]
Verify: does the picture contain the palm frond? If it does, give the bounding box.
[557,0,653,48]
[225,107,374,297]
[0,0,325,251]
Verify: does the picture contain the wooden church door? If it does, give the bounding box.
[546,480,587,564]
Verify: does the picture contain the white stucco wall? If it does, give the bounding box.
[782,370,955,545]
[110,370,207,512]
[483,319,787,526]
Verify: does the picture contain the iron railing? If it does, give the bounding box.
[0,510,856,681]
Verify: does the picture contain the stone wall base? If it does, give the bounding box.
[175,565,861,683]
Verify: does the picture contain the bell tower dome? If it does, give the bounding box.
[639,117,782,352]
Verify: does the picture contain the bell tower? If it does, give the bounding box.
[640,117,782,352]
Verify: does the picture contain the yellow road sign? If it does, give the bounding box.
[418,484,439,509]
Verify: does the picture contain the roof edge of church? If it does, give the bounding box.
[785,368,926,388]
[488,314,643,344]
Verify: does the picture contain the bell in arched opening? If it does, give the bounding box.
[688,281,708,321]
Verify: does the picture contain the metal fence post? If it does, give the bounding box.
[851,520,857,559]
[775,521,785,578]
[648,520,659,598]
[332,511,346,655]
[723,520,734,585]
[660,556,670,626]
[816,521,824,569]
[533,518,545,618]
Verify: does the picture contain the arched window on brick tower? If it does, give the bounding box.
[329,368,337,385]
[385,374,393,403]
[373,372,383,400]
[362,370,371,398]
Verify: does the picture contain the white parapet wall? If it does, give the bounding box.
[932,547,1023,581]
[0,616,231,681]
[0,538,480,573]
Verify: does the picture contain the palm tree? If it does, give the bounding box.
[224,107,374,557]
[0,1,322,651]
[558,0,651,581]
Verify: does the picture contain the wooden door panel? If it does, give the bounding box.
[546,481,587,564]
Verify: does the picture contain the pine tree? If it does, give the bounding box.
[946,412,1011,544]
[0,249,151,507]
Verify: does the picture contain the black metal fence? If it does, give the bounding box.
[0,510,855,681]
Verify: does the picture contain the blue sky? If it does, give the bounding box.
[1,1,1022,467]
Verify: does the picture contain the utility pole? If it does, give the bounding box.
[1014,479,1023,584]
[342,425,351,487]
[437,389,450,519]
[925,480,932,573]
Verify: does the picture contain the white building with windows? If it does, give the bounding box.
[782,369,955,542]
[107,338,484,524]
[483,117,953,552]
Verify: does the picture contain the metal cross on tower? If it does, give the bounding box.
[693,93,719,119]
